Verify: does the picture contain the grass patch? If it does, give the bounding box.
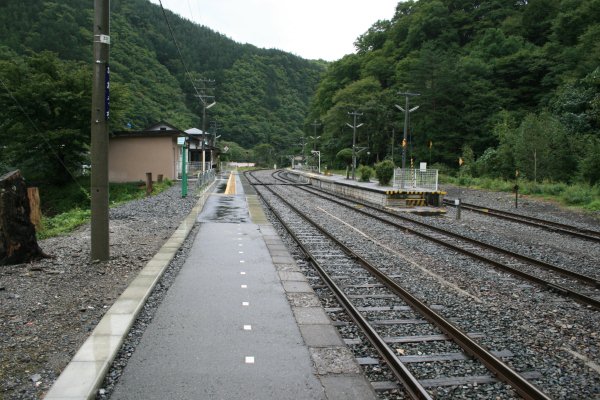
[440,175,600,213]
[38,208,91,239]
[37,178,175,238]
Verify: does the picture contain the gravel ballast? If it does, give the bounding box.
[0,183,199,399]
[1,173,598,399]
[249,170,600,399]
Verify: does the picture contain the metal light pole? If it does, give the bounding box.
[346,111,363,180]
[395,92,420,171]
[309,135,321,151]
[90,0,110,261]
[311,120,321,150]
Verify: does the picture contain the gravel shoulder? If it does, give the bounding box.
[0,184,198,399]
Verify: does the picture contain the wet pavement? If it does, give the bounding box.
[198,190,249,223]
[109,172,328,399]
[46,171,375,400]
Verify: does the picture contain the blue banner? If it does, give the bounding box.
[104,65,110,120]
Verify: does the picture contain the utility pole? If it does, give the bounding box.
[211,121,221,171]
[90,0,110,261]
[195,94,215,173]
[302,136,306,160]
[311,120,321,150]
[346,111,363,181]
[395,92,420,171]
[391,128,395,161]
[195,79,216,173]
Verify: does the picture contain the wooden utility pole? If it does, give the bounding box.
[90,0,110,261]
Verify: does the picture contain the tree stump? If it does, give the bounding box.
[0,170,46,265]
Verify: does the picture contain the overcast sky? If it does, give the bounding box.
[149,0,399,61]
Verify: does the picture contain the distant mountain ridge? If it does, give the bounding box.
[0,0,325,150]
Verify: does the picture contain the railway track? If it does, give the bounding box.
[245,170,552,400]
[442,199,600,243]
[272,170,600,310]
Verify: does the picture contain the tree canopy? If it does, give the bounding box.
[308,0,599,183]
[0,0,325,180]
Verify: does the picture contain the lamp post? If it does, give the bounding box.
[346,111,363,180]
[309,135,321,151]
[395,92,420,189]
[311,150,321,174]
[310,120,321,151]
[395,92,420,170]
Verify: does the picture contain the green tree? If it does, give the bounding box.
[253,143,275,167]
[578,136,600,185]
[513,112,574,182]
[0,51,91,183]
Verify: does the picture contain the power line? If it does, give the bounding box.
[157,0,201,98]
[0,75,90,199]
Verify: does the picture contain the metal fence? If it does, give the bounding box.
[176,162,212,177]
[393,168,439,191]
[293,164,318,172]
[195,169,216,188]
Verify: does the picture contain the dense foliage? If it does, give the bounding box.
[308,0,599,185]
[2,0,599,191]
[0,0,324,182]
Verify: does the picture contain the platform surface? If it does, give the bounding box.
[109,172,376,400]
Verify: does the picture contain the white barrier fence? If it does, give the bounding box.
[176,162,212,177]
[393,168,439,191]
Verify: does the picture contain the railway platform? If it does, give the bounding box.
[45,171,375,400]
[286,169,446,214]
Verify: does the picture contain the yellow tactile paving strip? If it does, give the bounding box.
[224,171,236,194]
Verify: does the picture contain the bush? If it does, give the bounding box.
[357,165,374,182]
[560,184,594,205]
[375,160,395,186]
[584,199,600,211]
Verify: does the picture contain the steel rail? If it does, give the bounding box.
[284,175,598,288]
[443,199,600,243]
[273,170,598,284]
[247,171,553,400]
[246,173,432,399]
[285,181,600,309]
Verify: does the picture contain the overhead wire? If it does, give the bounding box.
[0,75,90,199]
[157,0,201,99]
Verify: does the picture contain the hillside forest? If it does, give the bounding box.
[309,0,599,185]
[0,0,324,183]
[0,0,599,189]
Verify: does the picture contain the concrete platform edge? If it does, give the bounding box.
[44,180,218,400]
[246,194,377,400]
